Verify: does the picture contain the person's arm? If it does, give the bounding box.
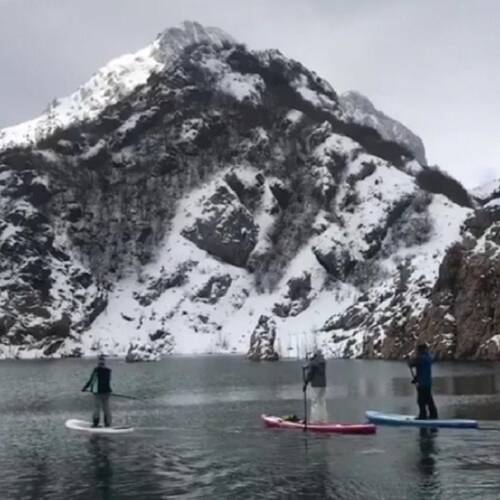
[82,369,96,392]
[408,358,419,383]
[302,365,308,391]
[302,361,315,391]
[408,358,417,368]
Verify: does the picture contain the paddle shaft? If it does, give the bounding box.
[84,390,140,401]
[302,366,308,432]
[111,393,141,401]
[303,388,308,432]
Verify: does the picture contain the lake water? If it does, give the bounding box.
[1,357,500,499]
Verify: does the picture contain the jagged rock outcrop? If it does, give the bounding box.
[409,205,500,360]
[247,315,279,361]
[133,262,197,306]
[181,185,259,267]
[273,272,312,317]
[193,274,232,304]
[126,329,174,362]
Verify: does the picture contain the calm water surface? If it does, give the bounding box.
[1,357,500,499]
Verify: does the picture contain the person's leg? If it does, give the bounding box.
[421,387,438,419]
[317,387,328,423]
[427,389,438,419]
[309,387,328,423]
[103,394,112,427]
[310,387,320,422]
[92,395,101,427]
[417,387,427,419]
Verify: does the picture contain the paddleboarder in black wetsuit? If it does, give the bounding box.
[408,343,438,420]
[82,354,112,427]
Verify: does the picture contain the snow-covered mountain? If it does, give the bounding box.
[0,21,495,361]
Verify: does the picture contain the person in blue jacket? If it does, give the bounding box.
[408,343,438,420]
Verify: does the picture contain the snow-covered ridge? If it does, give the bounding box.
[0,44,162,151]
[0,21,235,152]
[472,179,500,202]
[339,90,427,165]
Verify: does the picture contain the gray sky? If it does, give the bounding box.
[1,0,499,188]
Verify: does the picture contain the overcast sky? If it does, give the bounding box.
[1,0,499,188]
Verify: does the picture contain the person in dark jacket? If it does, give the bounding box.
[303,348,328,423]
[408,343,438,420]
[82,354,112,427]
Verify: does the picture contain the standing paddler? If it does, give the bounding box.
[303,348,328,423]
[82,354,113,427]
[408,343,438,420]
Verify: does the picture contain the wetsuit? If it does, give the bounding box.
[82,366,112,427]
[410,352,438,420]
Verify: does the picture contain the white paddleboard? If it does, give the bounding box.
[65,419,134,434]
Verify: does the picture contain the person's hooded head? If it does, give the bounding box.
[98,354,106,367]
[417,343,428,355]
[313,348,325,361]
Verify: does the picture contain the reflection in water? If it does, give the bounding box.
[263,435,333,499]
[87,437,113,500]
[18,449,50,500]
[393,374,499,398]
[437,375,497,396]
[301,438,330,499]
[418,428,437,474]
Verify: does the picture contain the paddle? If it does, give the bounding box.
[82,390,142,401]
[303,387,308,432]
[302,365,308,432]
[110,393,142,401]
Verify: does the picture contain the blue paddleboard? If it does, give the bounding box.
[366,411,478,429]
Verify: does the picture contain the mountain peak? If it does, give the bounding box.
[154,21,236,62]
[0,21,236,153]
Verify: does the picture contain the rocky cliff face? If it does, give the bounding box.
[0,21,492,360]
[411,198,500,359]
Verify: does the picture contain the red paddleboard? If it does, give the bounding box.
[261,414,376,434]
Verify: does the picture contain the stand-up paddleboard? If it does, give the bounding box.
[262,415,376,434]
[365,411,478,429]
[65,419,134,434]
